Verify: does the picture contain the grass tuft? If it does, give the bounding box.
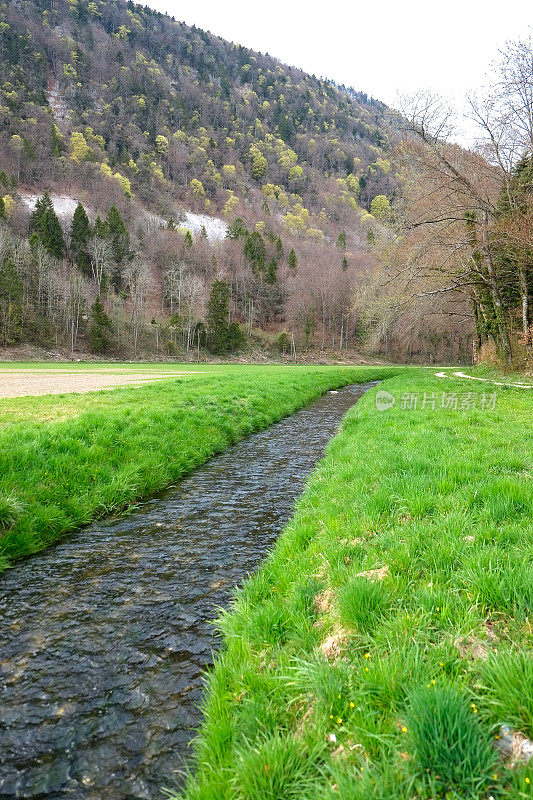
[232,733,323,800]
[404,684,498,796]
[337,577,392,632]
[0,494,24,531]
[481,651,533,737]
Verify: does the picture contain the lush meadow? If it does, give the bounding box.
[174,370,533,800]
[0,364,397,569]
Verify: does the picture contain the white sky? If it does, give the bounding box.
[145,0,531,144]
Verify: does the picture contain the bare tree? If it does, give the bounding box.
[87,236,111,295]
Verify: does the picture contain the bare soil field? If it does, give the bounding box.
[0,370,203,398]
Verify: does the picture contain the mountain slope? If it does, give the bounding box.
[0,0,418,360]
[2,0,397,217]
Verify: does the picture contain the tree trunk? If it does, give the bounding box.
[518,262,531,353]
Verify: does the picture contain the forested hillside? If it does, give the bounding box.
[0,0,476,362]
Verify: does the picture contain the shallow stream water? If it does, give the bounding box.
[0,382,374,799]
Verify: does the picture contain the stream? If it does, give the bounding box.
[0,382,374,800]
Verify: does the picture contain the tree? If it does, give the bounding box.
[87,236,111,295]
[29,192,53,234]
[0,258,23,346]
[106,206,131,289]
[370,195,391,220]
[30,193,66,259]
[124,259,153,355]
[88,296,113,353]
[288,248,298,270]
[40,206,66,259]
[207,279,230,354]
[70,202,91,274]
[206,279,244,353]
[251,151,268,182]
[226,217,248,240]
[336,231,347,250]
[266,259,277,284]
[243,231,266,275]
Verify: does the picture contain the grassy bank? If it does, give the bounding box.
[174,369,533,800]
[0,365,397,570]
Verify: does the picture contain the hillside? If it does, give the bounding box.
[0,0,471,362]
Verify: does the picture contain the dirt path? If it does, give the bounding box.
[0,371,203,399]
[435,370,533,389]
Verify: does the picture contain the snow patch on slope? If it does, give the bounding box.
[181,211,228,242]
[19,192,228,243]
[142,209,228,243]
[19,192,81,219]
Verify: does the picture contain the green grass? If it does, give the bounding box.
[0,364,397,570]
[171,369,533,800]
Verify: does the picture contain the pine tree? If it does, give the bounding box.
[207,279,230,354]
[106,206,130,263]
[226,217,248,240]
[106,206,131,290]
[29,191,53,234]
[70,202,91,274]
[243,231,266,274]
[30,192,66,259]
[266,259,277,284]
[41,208,66,259]
[93,215,108,237]
[88,296,113,353]
[0,197,5,220]
[288,248,298,269]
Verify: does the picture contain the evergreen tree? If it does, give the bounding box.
[106,206,130,263]
[41,208,66,259]
[106,206,131,290]
[70,202,91,274]
[207,279,230,354]
[29,191,53,235]
[206,280,245,354]
[226,217,248,240]
[266,259,277,284]
[341,256,348,271]
[288,248,298,269]
[88,296,113,353]
[336,231,347,250]
[0,197,5,220]
[93,215,108,237]
[29,192,66,259]
[243,231,266,274]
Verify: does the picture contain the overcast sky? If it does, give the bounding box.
[146,0,531,143]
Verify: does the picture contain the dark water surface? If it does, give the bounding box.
[0,383,374,800]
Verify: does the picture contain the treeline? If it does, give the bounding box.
[0,190,367,358]
[359,36,533,368]
[0,193,242,356]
